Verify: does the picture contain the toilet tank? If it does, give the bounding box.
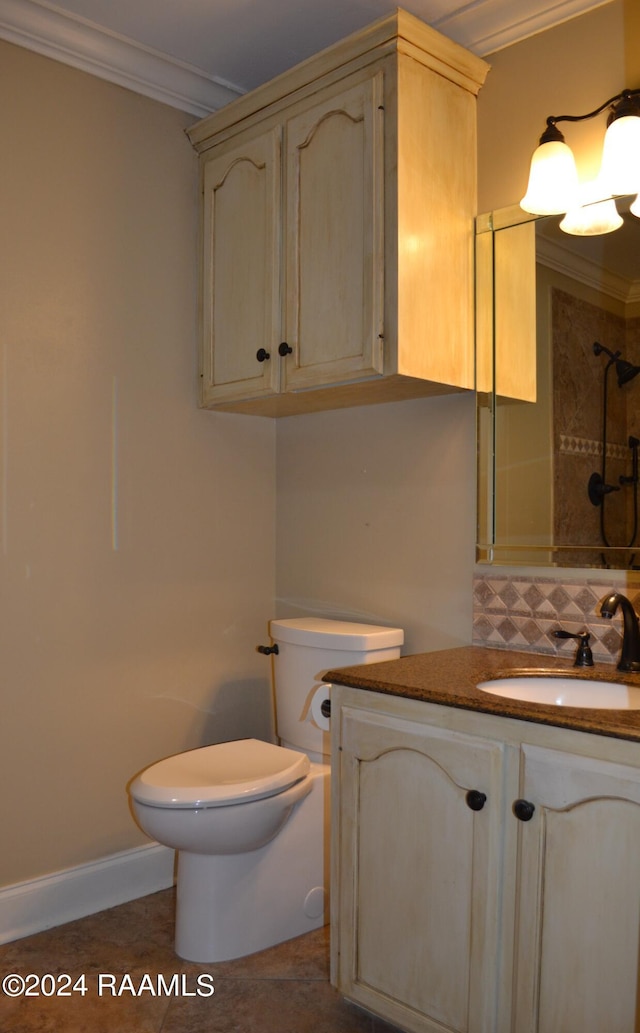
[269,618,404,757]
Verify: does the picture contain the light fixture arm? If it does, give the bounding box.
[541,88,640,138]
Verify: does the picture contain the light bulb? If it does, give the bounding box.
[521,138,580,215]
[560,197,623,235]
[599,114,640,196]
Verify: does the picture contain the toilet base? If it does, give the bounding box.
[174,762,330,963]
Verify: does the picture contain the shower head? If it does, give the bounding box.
[593,342,640,388]
[616,360,640,387]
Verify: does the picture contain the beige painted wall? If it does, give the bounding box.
[275,394,477,656]
[0,42,276,888]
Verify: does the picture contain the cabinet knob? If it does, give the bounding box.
[465,789,487,811]
[257,644,279,655]
[278,342,293,356]
[513,798,536,822]
[256,348,270,363]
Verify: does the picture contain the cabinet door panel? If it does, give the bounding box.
[357,747,472,1029]
[284,75,384,391]
[201,130,281,404]
[336,707,509,1033]
[514,744,640,1033]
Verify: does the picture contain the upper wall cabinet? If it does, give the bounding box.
[187,10,489,417]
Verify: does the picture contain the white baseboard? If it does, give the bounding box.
[0,842,175,945]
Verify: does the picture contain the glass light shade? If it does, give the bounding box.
[560,197,623,236]
[599,115,640,195]
[520,139,580,215]
[631,194,640,219]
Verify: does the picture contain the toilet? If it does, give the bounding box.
[128,617,403,963]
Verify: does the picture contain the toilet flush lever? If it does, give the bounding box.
[257,644,279,655]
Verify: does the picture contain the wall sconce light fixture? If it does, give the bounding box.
[520,88,640,235]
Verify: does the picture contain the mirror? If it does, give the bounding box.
[476,197,640,569]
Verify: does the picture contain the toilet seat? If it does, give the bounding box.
[130,738,310,809]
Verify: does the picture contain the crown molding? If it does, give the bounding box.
[434,0,608,55]
[0,0,604,114]
[536,235,639,305]
[0,0,244,116]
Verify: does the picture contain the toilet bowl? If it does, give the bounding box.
[129,738,324,962]
[128,617,403,963]
[130,739,312,854]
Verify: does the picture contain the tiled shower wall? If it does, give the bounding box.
[552,288,640,555]
[473,572,640,665]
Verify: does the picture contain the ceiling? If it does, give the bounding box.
[0,0,606,117]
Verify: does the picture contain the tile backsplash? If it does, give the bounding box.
[473,572,640,666]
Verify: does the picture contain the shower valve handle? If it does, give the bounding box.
[588,472,620,506]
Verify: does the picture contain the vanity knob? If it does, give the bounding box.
[513,798,536,822]
[256,348,271,362]
[278,341,293,357]
[465,789,487,812]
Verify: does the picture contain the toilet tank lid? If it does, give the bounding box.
[270,617,404,651]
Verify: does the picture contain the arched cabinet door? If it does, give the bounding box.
[283,73,385,393]
[200,129,282,406]
[334,705,511,1033]
[513,744,640,1033]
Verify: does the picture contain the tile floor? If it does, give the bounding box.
[0,888,402,1032]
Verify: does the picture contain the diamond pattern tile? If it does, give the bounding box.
[574,587,599,614]
[472,573,633,665]
[548,586,572,613]
[522,585,545,612]
[498,583,521,610]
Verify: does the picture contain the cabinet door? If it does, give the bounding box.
[513,744,640,1033]
[200,129,281,405]
[283,75,384,392]
[335,706,510,1033]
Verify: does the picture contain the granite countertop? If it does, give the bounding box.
[324,645,640,743]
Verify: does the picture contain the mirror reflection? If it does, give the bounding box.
[477,197,640,569]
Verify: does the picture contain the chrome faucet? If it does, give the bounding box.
[600,592,640,672]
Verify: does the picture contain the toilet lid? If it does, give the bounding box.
[130,738,310,809]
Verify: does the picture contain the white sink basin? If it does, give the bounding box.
[477,676,640,709]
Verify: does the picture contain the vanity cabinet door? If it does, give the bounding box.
[513,744,640,1033]
[334,705,511,1033]
[200,128,282,406]
[282,74,384,392]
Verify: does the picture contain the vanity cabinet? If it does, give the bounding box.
[187,11,488,417]
[513,744,640,1033]
[331,687,640,1033]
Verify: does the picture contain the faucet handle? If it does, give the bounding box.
[553,629,594,667]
